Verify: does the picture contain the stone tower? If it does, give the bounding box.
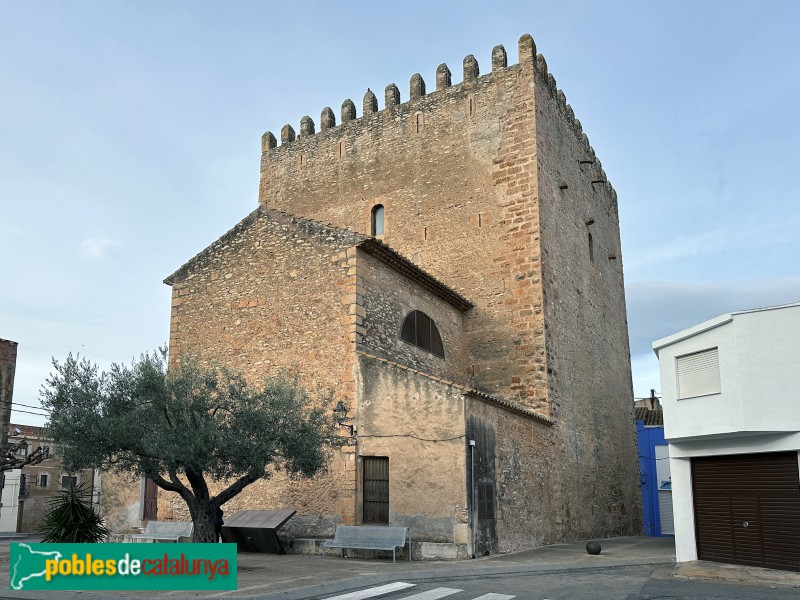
[163,34,641,555]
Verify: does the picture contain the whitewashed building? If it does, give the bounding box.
[653,301,800,571]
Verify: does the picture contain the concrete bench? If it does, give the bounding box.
[130,521,193,543]
[322,525,411,562]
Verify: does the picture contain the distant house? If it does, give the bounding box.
[635,391,672,537]
[0,424,99,533]
[653,301,800,572]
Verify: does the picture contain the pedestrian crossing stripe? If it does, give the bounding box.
[402,588,462,599]
[323,581,416,599]
[322,582,515,600]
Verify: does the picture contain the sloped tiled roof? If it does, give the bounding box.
[634,407,663,427]
[8,423,47,439]
[164,207,473,311]
[357,351,555,426]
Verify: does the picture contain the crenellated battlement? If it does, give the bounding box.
[259,33,612,196]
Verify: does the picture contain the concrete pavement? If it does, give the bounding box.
[1,536,798,599]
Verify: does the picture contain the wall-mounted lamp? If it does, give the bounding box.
[332,401,355,437]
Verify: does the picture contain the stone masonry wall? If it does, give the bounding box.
[465,393,631,554]
[164,210,363,535]
[258,38,549,412]
[531,58,642,535]
[0,339,17,452]
[251,34,641,544]
[356,249,467,383]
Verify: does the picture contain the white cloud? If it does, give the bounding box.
[80,237,121,260]
[626,220,798,270]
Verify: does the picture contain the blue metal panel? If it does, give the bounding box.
[637,421,671,536]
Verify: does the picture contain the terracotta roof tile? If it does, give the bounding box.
[8,423,47,439]
[634,407,663,427]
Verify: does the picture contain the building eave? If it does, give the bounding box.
[356,238,474,311]
[356,351,554,426]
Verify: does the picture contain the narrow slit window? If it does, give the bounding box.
[400,310,445,358]
[371,204,385,236]
[478,482,495,520]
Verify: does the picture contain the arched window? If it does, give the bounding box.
[371,204,384,236]
[400,310,444,358]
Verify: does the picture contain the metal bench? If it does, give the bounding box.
[322,525,411,562]
[130,521,193,543]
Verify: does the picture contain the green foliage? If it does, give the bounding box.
[39,482,109,543]
[40,349,339,539]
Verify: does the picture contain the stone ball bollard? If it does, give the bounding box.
[585,541,601,555]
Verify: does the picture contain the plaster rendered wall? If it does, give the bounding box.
[19,494,55,533]
[163,211,363,535]
[357,249,467,382]
[0,470,20,532]
[355,356,469,546]
[669,456,696,561]
[16,463,95,532]
[657,321,741,439]
[531,60,641,538]
[258,40,549,412]
[100,470,142,532]
[657,305,800,440]
[732,306,800,429]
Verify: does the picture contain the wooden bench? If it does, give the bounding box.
[322,525,411,562]
[130,521,193,543]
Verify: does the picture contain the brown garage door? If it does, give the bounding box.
[692,451,800,571]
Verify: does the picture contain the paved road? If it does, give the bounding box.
[295,567,800,600]
[1,536,798,600]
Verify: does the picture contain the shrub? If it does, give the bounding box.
[39,482,109,543]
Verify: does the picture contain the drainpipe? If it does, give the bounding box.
[469,439,476,559]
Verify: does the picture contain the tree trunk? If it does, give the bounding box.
[187,498,218,543]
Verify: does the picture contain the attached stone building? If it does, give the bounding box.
[151,34,640,556]
[0,424,98,533]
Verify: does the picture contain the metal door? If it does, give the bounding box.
[692,452,800,571]
[362,456,389,524]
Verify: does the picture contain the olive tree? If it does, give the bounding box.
[41,350,338,543]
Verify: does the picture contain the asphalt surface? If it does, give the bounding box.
[0,536,798,600]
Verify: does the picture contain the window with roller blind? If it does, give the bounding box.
[676,347,721,399]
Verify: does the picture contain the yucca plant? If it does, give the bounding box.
[39,481,109,543]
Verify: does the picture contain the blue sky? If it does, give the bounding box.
[2,1,799,426]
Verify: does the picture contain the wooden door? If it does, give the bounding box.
[142,478,158,521]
